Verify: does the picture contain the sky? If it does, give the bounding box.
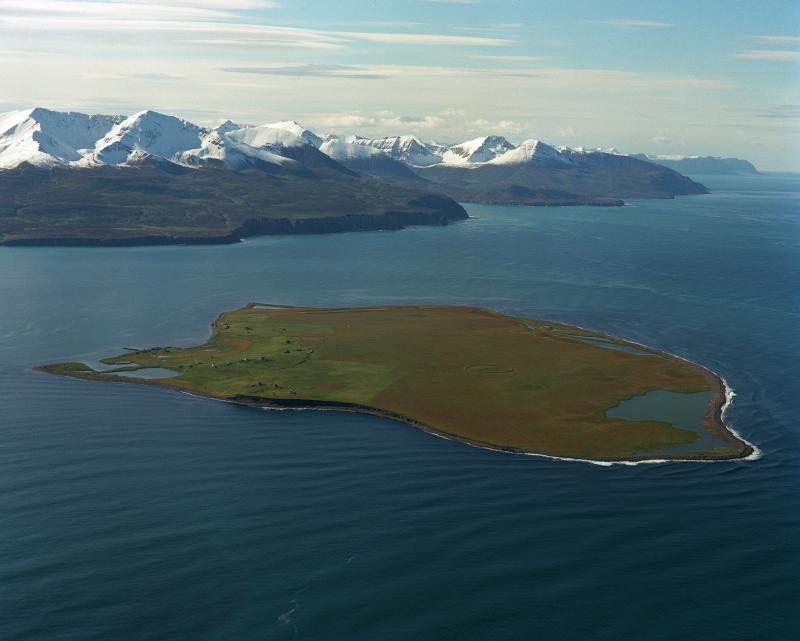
[1,0,799,170]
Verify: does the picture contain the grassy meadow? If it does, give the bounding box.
[41,305,747,460]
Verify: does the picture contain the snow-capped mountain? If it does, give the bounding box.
[351,135,443,167]
[227,123,313,150]
[488,139,570,166]
[0,107,716,203]
[319,137,423,183]
[441,135,515,166]
[320,137,384,160]
[92,110,208,165]
[213,119,248,135]
[0,108,324,172]
[227,123,350,173]
[0,107,124,169]
[0,106,649,173]
[264,120,323,148]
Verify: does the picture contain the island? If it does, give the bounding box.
[37,304,754,462]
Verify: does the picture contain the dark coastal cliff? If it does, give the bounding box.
[0,164,467,246]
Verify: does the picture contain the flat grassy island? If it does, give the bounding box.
[39,305,754,462]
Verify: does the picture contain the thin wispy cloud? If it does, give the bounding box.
[758,104,800,119]
[470,54,544,62]
[309,110,448,132]
[308,110,524,138]
[733,50,800,62]
[749,35,800,45]
[187,38,344,50]
[590,19,673,28]
[0,13,509,48]
[131,72,185,81]
[222,64,389,80]
[218,63,731,92]
[0,0,280,12]
[338,32,509,46]
[417,0,481,4]
[0,0,246,20]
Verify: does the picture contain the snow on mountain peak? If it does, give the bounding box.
[319,138,386,161]
[175,129,298,170]
[214,119,247,134]
[261,120,323,148]
[0,108,318,171]
[227,124,314,152]
[488,139,569,166]
[353,134,442,167]
[0,107,653,175]
[441,135,515,166]
[0,107,124,169]
[93,110,207,165]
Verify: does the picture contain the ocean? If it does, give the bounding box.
[0,173,797,640]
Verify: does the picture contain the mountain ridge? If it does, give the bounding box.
[0,107,717,244]
[632,154,759,176]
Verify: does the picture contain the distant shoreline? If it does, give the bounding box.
[1,208,468,247]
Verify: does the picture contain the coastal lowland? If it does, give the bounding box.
[39,304,753,462]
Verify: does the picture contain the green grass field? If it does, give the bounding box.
[39,305,751,461]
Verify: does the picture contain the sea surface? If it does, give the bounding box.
[0,173,798,640]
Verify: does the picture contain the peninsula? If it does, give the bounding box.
[38,304,753,462]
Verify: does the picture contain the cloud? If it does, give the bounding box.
[220,63,729,94]
[758,104,800,119]
[0,11,510,48]
[465,118,523,135]
[556,127,576,137]
[187,38,344,50]
[589,19,673,28]
[222,64,389,80]
[133,0,279,6]
[338,32,510,46]
[732,50,800,62]
[131,72,185,81]
[312,114,374,129]
[652,136,671,144]
[0,0,243,20]
[309,112,523,140]
[0,0,280,12]
[470,54,544,62]
[308,109,474,135]
[748,35,800,45]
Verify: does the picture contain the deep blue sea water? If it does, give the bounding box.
[1,174,798,640]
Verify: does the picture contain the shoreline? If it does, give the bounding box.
[0,204,469,248]
[541,319,759,462]
[34,308,758,465]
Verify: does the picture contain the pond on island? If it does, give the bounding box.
[606,389,733,455]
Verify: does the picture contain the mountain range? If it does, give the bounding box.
[0,107,714,245]
[630,154,759,176]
